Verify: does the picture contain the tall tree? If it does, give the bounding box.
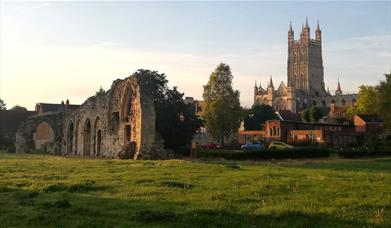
[346,85,378,119]
[202,63,241,145]
[376,73,391,130]
[0,98,6,110]
[156,87,202,148]
[133,69,201,148]
[300,106,324,122]
[244,104,277,130]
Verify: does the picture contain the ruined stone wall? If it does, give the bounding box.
[16,112,64,154]
[16,75,163,159]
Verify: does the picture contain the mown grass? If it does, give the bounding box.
[0,152,390,227]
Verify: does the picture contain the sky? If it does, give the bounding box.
[1,1,390,110]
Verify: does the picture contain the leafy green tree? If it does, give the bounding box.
[244,104,277,130]
[309,106,324,122]
[133,69,201,148]
[376,73,391,130]
[156,87,202,148]
[10,105,28,112]
[0,98,5,110]
[300,106,324,122]
[202,63,241,145]
[133,69,168,105]
[346,85,378,119]
[300,108,311,122]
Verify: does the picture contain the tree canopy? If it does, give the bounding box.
[0,98,6,110]
[300,106,324,122]
[133,69,201,148]
[376,73,391,129]
[346,85,378,119]
[243,104,277,130]
[346,73,391,130]
[202,63,242,144]
[10,105,28,112]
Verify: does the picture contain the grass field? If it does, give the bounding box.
[0,152,390,227]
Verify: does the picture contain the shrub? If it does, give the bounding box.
[196,147,330,160]
[338,146,391,158]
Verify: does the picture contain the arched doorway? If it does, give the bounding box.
[66,121,74,154]
[94,117,102,156]
[34,121,55,153]
[96,129,102,156]
[83,119,92,156]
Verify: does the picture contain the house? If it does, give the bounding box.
[354,114,384,140]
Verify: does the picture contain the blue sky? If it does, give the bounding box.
[1,1,390,110]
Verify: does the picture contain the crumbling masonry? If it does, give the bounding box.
[16,75,168,159]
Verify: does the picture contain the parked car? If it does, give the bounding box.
[201,143,221,149]
[268,141,295,150]
[241,142,265,151]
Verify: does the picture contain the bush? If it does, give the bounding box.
[338,146,391,158]
[196,147,330,160]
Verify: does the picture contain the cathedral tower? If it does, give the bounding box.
[287,19,326,97]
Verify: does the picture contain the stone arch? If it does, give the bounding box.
[93,116,102,156]
[75,120,81,155]
[96,129,102,157]
[321,100,326,107]
[83,119,92,156]
[331,99,336,105]
[16,114,63,154]
[34,121,55,152]
[312,100,317,106]
[341,99,346,106]
[119,77,155,159]
[66,120,74,154]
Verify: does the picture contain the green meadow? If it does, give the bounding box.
[0,152,390,227]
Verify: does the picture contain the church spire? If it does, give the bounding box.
[268,75,274,88]
[316,20,320,31]
[336,78,341,92]
[289,21,293,32]
[335,78,342,95]
[254,80,257,88]
[316,20,322,42]
[305,17,309,28]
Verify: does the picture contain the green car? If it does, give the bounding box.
[268,141,295,150]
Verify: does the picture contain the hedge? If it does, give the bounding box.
[338,146,391,158]
[196,147,330,160]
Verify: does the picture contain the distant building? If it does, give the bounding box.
[354,114,384,140]
[254,19,358,113]
[35,99,79,116]
[238,119,357,147]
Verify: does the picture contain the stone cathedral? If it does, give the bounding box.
[254,19,358,113]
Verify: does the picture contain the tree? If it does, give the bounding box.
[309,106,324,122]
[244,104,277,130]
[156,87,202,148]
[10,105,28,112]
[133,69,201,148]
[376,73,391,130]
[346,85,378,119]
[300,108,311,122]
[0,98,5,110]
[300,106,324,122]
[202,63,242,145]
